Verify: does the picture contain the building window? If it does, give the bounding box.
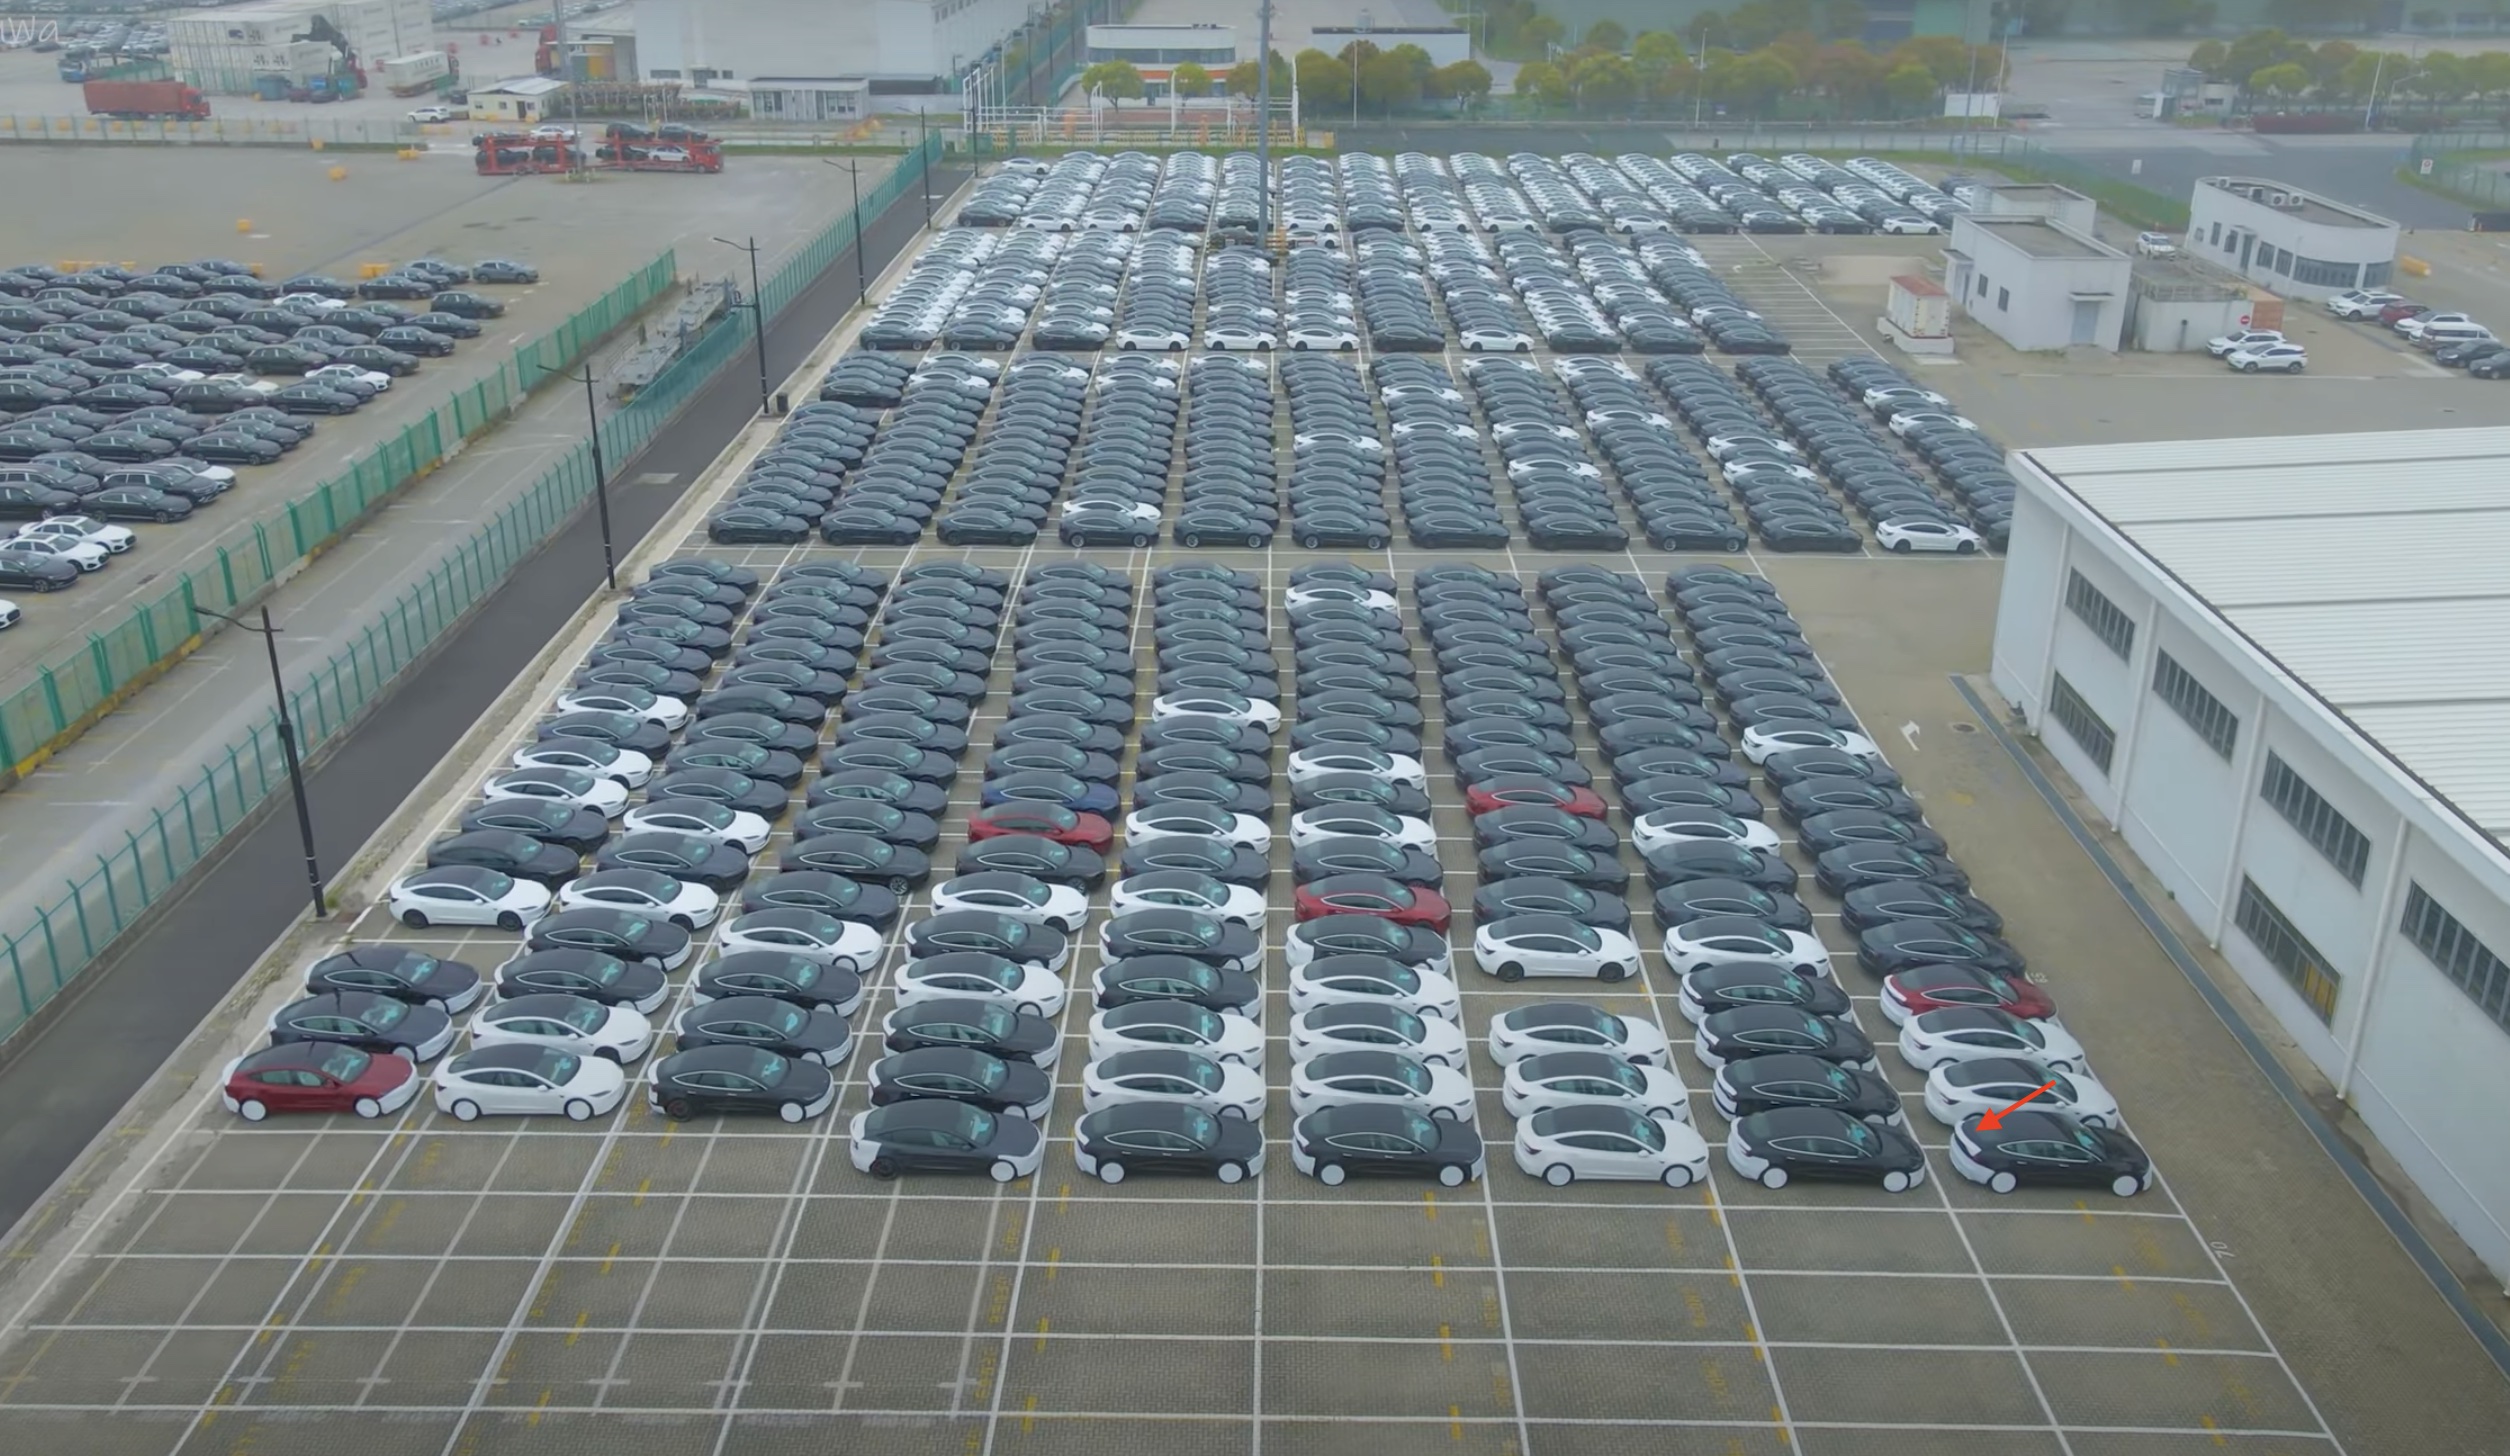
[2151,652,2237,758]
[2065,569,2134,658]
[2401,885,2510,1030]
[650,68,681,79]
[1977,273,1989,297]
[2362,260,2393,287]
[1997,287,2010,311]
[2235,879,2341,1022]
[2290,256,2359,288]
[2047,674,2115,773]
[2259,753,2370,886]
[2209,221,2221,245]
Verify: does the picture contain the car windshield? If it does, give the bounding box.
[1180,917,1221,945]
[391,954,440,978]
[476,872,517,897]
[563,1001,608,1032]
[535,1050,579,1083]
[363,1000,407,1028]
[673,834,719,859]
[317,1048,371,1081]
[610,916,651,940]
[973,1005,1017,1037]
[782,960,822,988]
[1822,1064,1856,1091]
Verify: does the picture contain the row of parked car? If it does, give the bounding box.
[2324,288,2510,377]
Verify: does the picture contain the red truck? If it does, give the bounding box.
[84,79,212,120]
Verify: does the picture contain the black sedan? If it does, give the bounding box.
[1093,954,1263,1016]
[649,766,788,819]
[794,799,941,850]
[1475,840,1629,893]
[1679,962,1853,1023]
[778,833,931,892]
[1099,910,1260,972]
[1695,1005,1879,1071]
[673,994,852,1064]
[457,798,610,854]
[739,871,899,928]
[851,1100,1044,1179]
[425,829,580,887]
[1118,835,1269,886]
[1728,1106,1927,1191]
[1711,1055,1905,1124]
[0,550,80,591]
[693,949,863,1016]
[1951,1109,2152,1197]
[304,947,482,1012]
[882,997,1061,1065]
[1839,882,2005,937]
[1777,777,1924,826]
[955,834,1107,889]
[867,1046,1054,1119]
[589,831,752,890]
[266,991,454,1061]
[1813,844,1970,897]
[1291,1103,1485,1187]
[649,1045,838,1121]
[1290,838,1445,889]
[1470,804,1619,854]
[1798,808,1949,857]
[1856,919,2028,980]
[1642,842,1798,893]
[1469,876,1631,932]
[525,908,691,970]
[903,912,1068,969]
[1076,1102,1266,1184]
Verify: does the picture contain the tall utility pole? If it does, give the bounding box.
[194,605,325,921]
[1254,0,1273,240]
[713,235,774,415]
[917,109,933,225]
[570,365,617,589]
[823,159,869,303]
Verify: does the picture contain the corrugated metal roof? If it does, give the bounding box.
[2023,426,2510,843]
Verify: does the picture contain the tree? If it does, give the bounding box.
[1079,59,1145,102]
[1432,58,1494,103]
[1387,42,1439,88]
[2308,40,2359,90]
[2246,60,2312,98]
[2406,50,2468,100]
[1884,61,1940,112]
[1168,61,1212,98]
[1226,59,1262,97]
[2222,27,2304,87]
[2187,39,2230,77]
[2466,48,2510,101]
[1584,20,1630,52]
[1711,48,1799,110]
[1633,29,1688,77]
[1291,48,1349,111]
[1359,50,1424,111]
[2334,48,2391,102]
[1807,42,1889,114]
[1890,35,1977,87]
[1520,14,1566,52]
[1822,0,1870,38]
[1569,51,1642,110]
[1513,58,1572,107]
[1728,0,1816,50]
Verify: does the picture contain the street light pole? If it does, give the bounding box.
[822,159,870,303]
[1256,0,1274,238]
[712,235,774,416]
[194,605,325,921]
[1692,21,1708,131]
[569,365,616,589]
[917,108,933,225]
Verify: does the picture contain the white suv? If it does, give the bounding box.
[2134,232,2178,257]
[2327,289,2404,319]
[2226,342,2308,373]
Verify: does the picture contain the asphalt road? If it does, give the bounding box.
[0,168,967,1243]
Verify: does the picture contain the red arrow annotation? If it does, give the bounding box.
[1974,1082,2056,1131]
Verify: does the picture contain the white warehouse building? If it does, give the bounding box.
[633,0,1033,89]
[2186,175,2400,303]
[1990,425,2510,1286]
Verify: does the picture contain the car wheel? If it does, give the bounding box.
[1891,539,1912,554]
[1180,532,1202,548]
[154,510,174,522]
[1881,1170,1913,1193]
[451,1098,481,1122]
[1759,1166,1788,1190]
[2238,360,2256,372]
[890,877,913,896]
[564,1098,595,1122]
[779,1101,807,1123]
[1663,1163,1696,1188]
[1216,1161,1246,1184]
[1437,1162,1468,1187]
[868,1155,899,1179]
[1956,541,1977,555]
[237,1098,268,1121]
[1542,1162,1573,1188]
[1097,1160,1126,1185]
[990,1159,1020,1183]
[495,911,523,930]
[2289,361,2304,373]
[1597,962,1628,983]
[2112,1174,2143,1198]
[1988,1170,2019,1194]
[1496,960,1525,983]
[1316,1161,1347,1186]
[664,1097,694,1121]
[1131,533,1152,547]
[1298,533,1321,549]
[594,1046,622,1063]
[401,909,431,929]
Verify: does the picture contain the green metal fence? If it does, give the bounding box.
[0,252,677,775]
[0,134,943,1044]
[2407,131,2510,210]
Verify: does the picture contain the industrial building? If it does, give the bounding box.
[1082,23,1235,94]
[1310,23,1471,65]
[1943,203,2131,353]
[1990,425,2510,1290]
[167,0,434,96]
[2187,176,2401,304]
[1541,0,1993,43]
[633,0,1035,91]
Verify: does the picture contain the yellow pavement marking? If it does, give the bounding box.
[2156,1337,2178,1367]
[1430,1254,1444,1287]
[1448,1403,1463,1440]
[1438,1322,1453,1361]
[567,1312,589,1347]
[1034,1317,1050,1352]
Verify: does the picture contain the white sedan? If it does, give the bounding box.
[1116,327,1189,351]
[1898,1007,2087,1074]
[5,535,107,573]
[1150,691,1281,732]
[1662,918,1833,978]
[1887,410,1978,436]
[387,866,551,930]
[555,870,720,928]
[553,688,689,732]
[17,516,134,555]
[310,363,392,393]
[1472,916,1643,982]
[1286,958,1460,1020]
[1123,805,1271,850]
[433,1044,627,1122]
[1486,1002,1673,1068]
[620,800,772,853]
[1631,807,1782,856]
[1739,722,1884,765]
[1875,518,1984,554]
[277,292,348,313]
[1283,582,1398,612]
[1286,327,1359,350]
[1108,872,1266,928]
[1086,1003,1264,1066]
[1285,745,1426,791]
[468,993,655,1064]
[1204,327,1278,351]
[1515,1107,1710,1188]
[929,872,1090,933]
[512,741,652,788]
[481,767,630,818]
[1080,1047,1266,1120]
[1059,498,1160,529]
[1289,806,1436,853]
[1500,1050,1690,1122]
[1461,328,1534,352]
[1862,385,1948,412]
[1289,1048,1476,1121]
[892,954,1068,1017]
[1923,1058,2121,1129]
[714,911,885,972]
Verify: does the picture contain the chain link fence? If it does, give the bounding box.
[2408,131,2510,212]
[0,133,941,1044]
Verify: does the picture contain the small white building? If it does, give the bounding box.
[1990,424,2510,1289]
[747,77,871,122]
[1943,213,2131,352]
[1310,25,1473,66]
[1082,23,1235,94]
[635,0,1032,88]
[2187,176,2400,302]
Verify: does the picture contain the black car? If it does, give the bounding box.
[739,871,899,927]
[1092,954,1263,1015]
[1117,834,1269,886]
[1679,962,1853,1023]
[649,766,787,819]
[1764,747,1902,789]
[1855,918,2027,979]
[1475,840,1628,892]
[1651,876,1814,932]
[1710,1054,1903,1124]
[456,798,610,854]
[1642,841,1798,893]
[1839,882,2005,937]
[649,1045,838,1121]
[694,950,864,1016]
[303,947,482,1012]
[1697,1005,1879,1071]
[853,1099,1044,1179]
[0,549,79,591]
[266,992,453,1061]
[955,834,1107,889]
[1469,804,1619,854]
[795,799,941,849]
[867,1046,1054,1118]
[1292,1103,1484,1186]
[526,907,692,969]
[425,828,579,886]
[591,831,753,891]
[1730,1106,1927,1191]
[674,994,852,1064]
[778,832,931,892]
[882,997,1060,1064]
[1798,808,1948,857]
[1076,1101,1266,1184]
[1099,909,1260,971]
[1777,778,1923,826]
[1814,843,1970,897]
[1290,837,1445,889]
[1953,1108,2151,1197]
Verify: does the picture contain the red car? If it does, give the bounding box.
[1292,873,1453,932]
[967,801,1113,852]
[219,1042,420,1120]
[1880,966,2058,1024]
[1464,774,1610,821]
[2378,300,2430,327]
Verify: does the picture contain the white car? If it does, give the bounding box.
[1121,806,1271,850]
[2226,342,2308,373]
[1923,1058,2121,1129]
[2396,309,2480,339]
[929,872,1089,933]
[277,292,348,313]
[434,1044,626,1122]
[1283,582,1398,612]
[1898,1007,2087,1074]
[1877,215,1941,235]
[0,598,21,630]
[1086,1003,1263,1066]
[2326,288,2404,319]
[1116,327,1189,351]
[1875,518,1984,554]
[1285,745,1427,791]
[1705,433,1798,460]
[1886,410,1977,436]
[1286,957,1461,1020]
[1059,498,1160,528]
[1662,918,1833,978]
[3,535,106,573]
[1289,1048,1476,1121]
[1722,458,1821,486]
[1486,1002,1673,1068]
[715,911,885,972]
[1292,430,1385,455]
[2133,231,2178,257]
[1461,328,1535,352]
[1515,1108,1710,1188]
[555,870,719,928]
[207,372,283,396]
[619,800,772,853]
[1107,871,1266,928]
[470,993,654,1063]
[553,688,688,731]
[1287,1002,1468,1067]
[387,866,552,930]
[1739,723,1884,765]
[891,954,1067,1017]
[309,363,392,392]
[2206,328,2284,358]
[1862,385,1948,412]
[530,124,580,141]
[407,105,463,123]
[1631,807,1782,857]
[1472,917,1643,982]
[512,741,651,788]
[1204,327,1277,351]
[127,362,208,385]
[1080,1047,1266,1120]
[1286,327,1359,350]
[1288,805,1436,854]
[481,766,630,818]
[1150,691,1280,732]
[18,516,134,555]
[1500,1050,1690,1121]
[848,1106,1047,1181]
